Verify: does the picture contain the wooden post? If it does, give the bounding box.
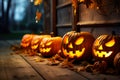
[72,0,79,32]
[51,0,57,36]
[43,0,51,34]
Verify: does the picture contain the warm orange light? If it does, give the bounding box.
[93,50,113,58]
[105,38,115,47]
[64,36,69,44]
[75,37,84,45]
[46,41,52,46]
[68,43,73,48]
[31,45,39,49]
[98,45,103,50]
[40,48,51,53]
[62,48,85,58]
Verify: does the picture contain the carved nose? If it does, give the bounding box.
[42,44,45,47]
[98,45,103,50]
[68,43,73,48]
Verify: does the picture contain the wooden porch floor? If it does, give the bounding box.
[0,40,120,80]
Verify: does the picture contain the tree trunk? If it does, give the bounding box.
[0,0,4,33]
[1,0,12,33]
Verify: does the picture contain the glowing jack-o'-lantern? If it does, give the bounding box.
[30,35,51,56]
[31,35,51,50]
[39,37,62,57]
[21,34,35,48]
[61,31,95,61]
[92,35,120,62]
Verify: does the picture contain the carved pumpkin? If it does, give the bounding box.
[21,34,35,48]
[92,34,120,63]
[61,31,95,61]
[39,37,62,57]
[114,52,120,73]
[31,35,51,50]
[29,35,51,56]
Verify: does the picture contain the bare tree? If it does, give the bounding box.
[0,0,12,33]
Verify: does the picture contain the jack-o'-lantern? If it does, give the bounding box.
[21,34,35,48]
[31,35,51,50]
[39,37,62,57]
[61,31,95,61]
[30,35,51,56]
[114,52,120,73]
[92,35,120,63]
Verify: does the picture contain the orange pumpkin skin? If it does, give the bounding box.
[61,31,95,61]
[92,35,120,63]
[114,52,120,73]
[21,34,35,48]
[39,37,62,57]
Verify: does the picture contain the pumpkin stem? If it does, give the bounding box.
[50,32,54,37]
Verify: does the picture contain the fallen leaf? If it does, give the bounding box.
[34,0,42,6]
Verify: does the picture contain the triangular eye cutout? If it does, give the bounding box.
[75,37,84,45]
[33,39,39,44]
[105,38,115,47]
[46,41,52,46]
[64,36,69,44]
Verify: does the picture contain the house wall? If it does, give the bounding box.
[48,0,120,38]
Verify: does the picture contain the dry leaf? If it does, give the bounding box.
[34,0,42,6]
[59,58,75,69]
[85,64,93,72]
[34,57,45,62]
[35,10,42,23]
[53,54,64,61]
[76,66,86,72]
[47,60,60,66]
[47,56,61,66]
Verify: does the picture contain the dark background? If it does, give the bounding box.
[0,0,44,40]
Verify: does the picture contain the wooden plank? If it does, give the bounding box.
[57,0,71,6]
[21,54,120,80]
[1,40,120,80]
[78,71,120,80]
[21,55,88,80]
[56,1,71,9]
[57,6,72,26]
[0,54,44,80]
[78,3,120,26]
[77,20,120,26]
[0,55,7,80]
[56,23,72,27]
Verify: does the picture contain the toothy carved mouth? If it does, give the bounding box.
[31,44,38,49]
[62,48,85,58]
[40,48,51,53]
[93,50,113,58]
[21,43,29,47]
